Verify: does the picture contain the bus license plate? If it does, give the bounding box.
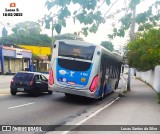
[17,88,24,91]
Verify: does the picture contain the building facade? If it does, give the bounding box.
[0,45,32,74]
[19,45,51,72]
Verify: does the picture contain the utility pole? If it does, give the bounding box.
[51,19,54,48]
[127,7,136,91]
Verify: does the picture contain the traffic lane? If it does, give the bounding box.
[0,91,119,128]
[0,92,42,111]
[0,94,97,125]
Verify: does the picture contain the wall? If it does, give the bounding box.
[19,45,51,55]
[4,58,9,74]
[10,58,23,73]
[1,46,32,74]
[136,66,160,92]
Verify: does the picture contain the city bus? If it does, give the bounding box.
[48,40,123,99]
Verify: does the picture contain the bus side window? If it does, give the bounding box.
[114,66,117,78]
[106,68,109,75]
[113,66,116,78]
[115,66,119,78]
[105,68,110,79]
[109,66,112,78]
[112,65,114,78]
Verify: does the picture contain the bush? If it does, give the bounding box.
[126,28,160,71]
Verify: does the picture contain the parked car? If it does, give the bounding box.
[10,71,52,96]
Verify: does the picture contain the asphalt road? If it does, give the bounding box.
[0,75,123,134]
[1,75,160,134]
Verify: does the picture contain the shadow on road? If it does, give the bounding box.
[9,92,52,98]
[51,92,117,106]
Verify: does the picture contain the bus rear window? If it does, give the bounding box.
[58,42,95,60]
[58,58,91,71]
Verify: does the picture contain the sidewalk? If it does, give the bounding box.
[0,75,12,94]
[77,77,160,131]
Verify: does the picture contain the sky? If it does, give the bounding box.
[0,0,156,49]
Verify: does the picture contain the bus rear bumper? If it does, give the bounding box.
[49,84,99,99]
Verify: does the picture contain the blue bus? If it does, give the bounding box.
[48,40,123,99]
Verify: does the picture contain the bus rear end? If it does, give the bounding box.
[48,40,100,98]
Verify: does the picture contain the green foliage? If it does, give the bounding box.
[12,21,41,35]
[126,28,160,71]
[44,0,106,35]
[120,13,132,30]
[54,33,83,40]
[129,0,140,9]
[2,27,8,37]
[44,0,160,37]
[112,1,160,39]
[0,33,51,46]
[100,41,114,52]
[58,7,71,20]
[0,21,51,46]
[55,23,62,34]
[45,1,57,10]
[106,0,111,6]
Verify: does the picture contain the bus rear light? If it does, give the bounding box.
[89,75,98,92]
[49,68,54,85]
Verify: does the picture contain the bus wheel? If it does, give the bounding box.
[115,81,118,90]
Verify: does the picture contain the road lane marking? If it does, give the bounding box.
[61,97,120,134]
[8,102,35,109]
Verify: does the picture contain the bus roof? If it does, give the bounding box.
[101,46,123,62]
[55,40,123,63]
[55,39,97,47]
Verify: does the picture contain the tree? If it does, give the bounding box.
[0,33,51,46]
[100,41,114,51]
[126,28,160,71]
[0,21,51,46]
[54,33,83,40]
[12,21,41,35]
[2,27,8,37]
[43,0,160,38]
